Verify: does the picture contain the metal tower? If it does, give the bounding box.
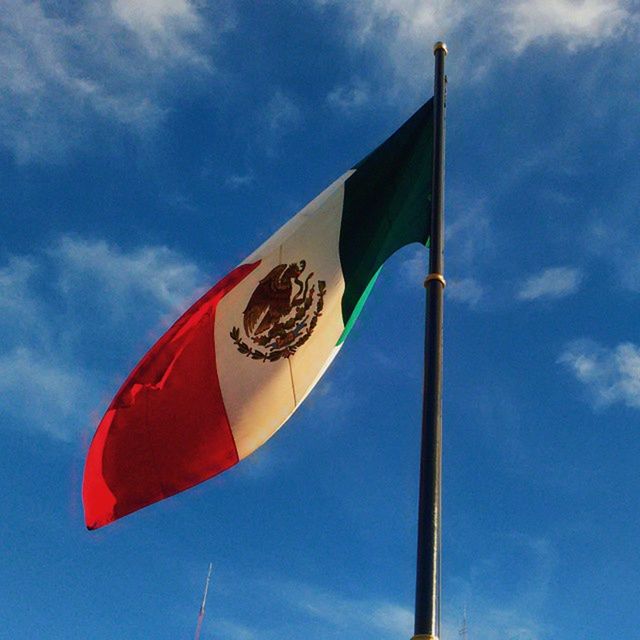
[458,606,468,640]
[194,563,213,640]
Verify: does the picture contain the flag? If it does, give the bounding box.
[83,99,434,529]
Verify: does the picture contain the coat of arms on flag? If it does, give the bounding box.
[230,260,326,362]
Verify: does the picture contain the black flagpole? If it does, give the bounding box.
[413,41,447,640]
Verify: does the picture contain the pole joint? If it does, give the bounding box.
[424,273,446,289]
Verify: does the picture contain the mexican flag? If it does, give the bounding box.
[83,99,434,529]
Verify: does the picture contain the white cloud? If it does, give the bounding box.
[226,173,255,189]
[260,90,303,155]
[446,201,493,269]
[400,245,427,287]
[228,543,554,640]
[111,0,208,64]
[52,236,203,310]
[459,604,547,640]
[0,235,206,439]
[303,377,355,422]
[0,256,39,324]
[588,219,640,292]
[370,603,413,636]
[559,339,640,409]
[398,222,485,307]
[448,277,483,306]
[0,0,220,162]
[517,266,583,300]
[312,0,475,98]
[610,250,640,292]
[0,347,93,441]
[399,250,484,306]
[441,535,556,640]
[311,0,635,95]
[264,90,302,136]
[0,250,102,441]
[275,581,413,638]
[438,200,492,306]
[215,619,258,640]
[327,80,370,113]
[317,0,467,47]
[216,531,555,640]
[507,0,631,52]
[292,583,536,640]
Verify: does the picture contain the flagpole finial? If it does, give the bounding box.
[433,41,448,56]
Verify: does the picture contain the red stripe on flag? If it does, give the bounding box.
[83,261,261,529]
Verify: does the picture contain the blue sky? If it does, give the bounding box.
[1,1,639,638]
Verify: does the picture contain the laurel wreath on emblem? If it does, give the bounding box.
[230,260,326,363]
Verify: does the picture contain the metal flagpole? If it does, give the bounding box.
[413,41,447,640]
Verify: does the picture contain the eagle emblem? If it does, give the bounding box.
[230,260,326,362]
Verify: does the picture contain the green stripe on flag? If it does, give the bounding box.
[336,266,382,346]
[338,99,434,329]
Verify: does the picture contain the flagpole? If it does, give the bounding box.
[413,41,447,640]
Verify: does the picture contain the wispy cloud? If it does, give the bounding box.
[559,339,640,409]
[0,235,206,440]
[314,0,468,50]
[311,0,636,97]
[399,202,488,306]
[400,247,484,306]
[588,219,640,293]
[0,0,225,162]
[226,173,255,189]
[272,580,413,638]
[215,618,258,640]
[371,603,413,636]
[442,534,556,640]
[448,277,483,306]
[327,79,370,114]
[446,199,493,270]
[220,535,555,640]
[265,90,302,135]
[261,90,303,154]
[399,245,427,288]
[52,236,203,310]
[0,254,101,439]
[456,604,548,640]
[517,266,583,301]
[0,347,92,441]
[507,0,631,52]
[110,0,210,64]
[311,0,476,98]
[442,198,492,307]
[210,574,415,640]
[0,256,39,326]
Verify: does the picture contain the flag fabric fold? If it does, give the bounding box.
[83,99,434,529]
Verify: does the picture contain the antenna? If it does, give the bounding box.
[194,563,213,640]
[458,605,468,640]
